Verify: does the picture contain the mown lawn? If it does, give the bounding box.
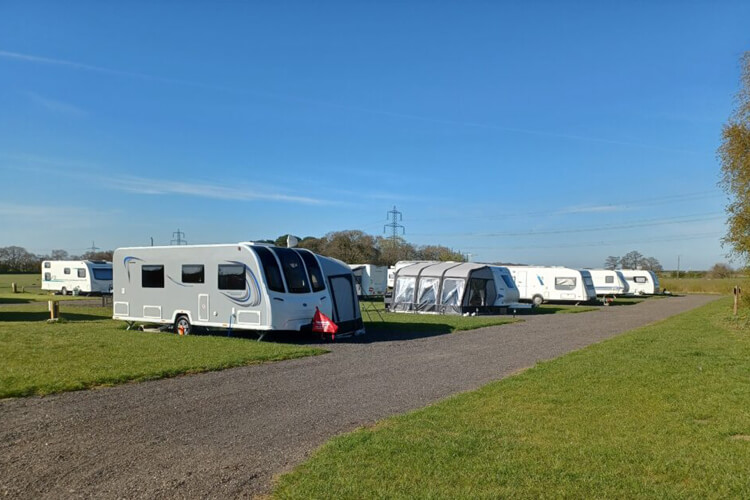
[0,303,325,398]
[275,298,750,499]
[0,273,88,303]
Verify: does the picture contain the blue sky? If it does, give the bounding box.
[1,1,748,270]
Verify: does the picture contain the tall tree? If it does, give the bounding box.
[620,250,645,269]
[50,249,69,260]
[641,257,663,272]
[604,256,620,270]
[719,52,750,262]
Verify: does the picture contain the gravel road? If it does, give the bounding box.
[0,294,718,498]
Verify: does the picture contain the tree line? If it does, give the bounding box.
[0,247,114,273]
[603,251,663,271]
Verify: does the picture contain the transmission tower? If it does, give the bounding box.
[87,241,100,253]
[384,205,405,243]
[171,228,187,245]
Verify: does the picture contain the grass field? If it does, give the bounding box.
[0,273,88,303]
[0,303,325,398]
[274,298,750,499]
[661,277,750,295]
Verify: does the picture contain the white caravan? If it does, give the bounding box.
[112,243,364,336]
[349,264,387,297]
[618,270,660,295]
[487,265,522,306]
[505,266,597,306]
[41,260,113,295]
[586,269,628,296]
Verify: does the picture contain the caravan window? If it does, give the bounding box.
[44,262,50,268]
[142,265,164,288]
[44,272,51,281]
[218,265,245,290]
[466,279,488,307]
[555,277,576,290]
[182,265,205,284]
[251,247,286,293]
[297,250,326,292]
[77,269,86,278]
[440,278,465,306]
[93,268,112,280]
[273,248,311,294]
[605,275,614,284]
[417,277,440,307]
[634,276,648,283]
[394,277,416,304]
[501,274,515,288]
[64,268,70,275]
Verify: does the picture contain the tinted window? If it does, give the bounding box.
[501,274,515,288]
[273,248,310,294]
[634,276,647,283]
[251,247,285,293]
[142,265,164,288]
[44,272,51,281]
[218,264,245,290]
[182,265,204,284]
[44,262,51,268]
[93,268,113,280]
[297,250,326,292]
[77,268,86,278]
[64,268,70,275]
[605,275,614,283]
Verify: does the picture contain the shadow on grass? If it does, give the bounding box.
[0,311,108,322]
[0,297,35,305]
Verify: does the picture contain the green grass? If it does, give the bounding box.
[275,298,750,499]
[661,277,750,295]
[0,302,325,398]
[0,273,89,303]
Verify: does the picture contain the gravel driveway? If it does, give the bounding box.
[0,294,718,498]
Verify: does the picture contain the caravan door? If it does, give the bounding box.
[513,270,527,298]
[328,275,358,324]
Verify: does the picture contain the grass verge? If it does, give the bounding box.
[275,298,750,499]
[0,303,325,398]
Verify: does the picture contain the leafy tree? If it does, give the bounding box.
[620,250,645,269]
[708,262,733,279]
[416,245,465,262]
[322,230,379,264]
[604,256,620,270]
[719,52,750,262]
[641,257,663,272]
[50,249,69,260]
[0,246,40,273]
[80,250,114,261]
[376,236,416,267]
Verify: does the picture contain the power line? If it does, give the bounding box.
[87,241,100,253]
[171,228,187,245]
[384,206,405,242]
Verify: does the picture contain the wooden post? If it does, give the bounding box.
[733,286,741,316]
[11,282,17,293]
[48,300,59,321]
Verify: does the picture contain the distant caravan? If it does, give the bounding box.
[505,266,597,306]
[41,260,113,295]
[112,243,364,337]
[348,264,387,297]
[618,270,660,295]
[585,269,628,296]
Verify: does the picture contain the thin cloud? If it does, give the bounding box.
[24,91,86,116]
[0,49,698,155]
[557,204,629,215]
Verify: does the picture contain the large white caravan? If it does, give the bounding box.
[112,243,364,336]
[618,270,660,295]
[586,269,628,296]
[505,266,597,306]
[349,264,387,297]
[41,260,113,295]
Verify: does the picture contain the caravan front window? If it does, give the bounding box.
[440,278,464,306]
[93,268,112,280]
[501,274,515,288]
[555,277,576,290]
[273,248,311,294]
[252,247,286,293]
[218,265,245,290]
[297,250,326,292]
[394,277,416,305]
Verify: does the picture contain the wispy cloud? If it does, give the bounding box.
[556,204,629,215]
[110,174,328,205]
[0,49,699,155]
[24,91,86,116]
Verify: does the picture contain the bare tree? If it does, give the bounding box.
[604,256,620,270]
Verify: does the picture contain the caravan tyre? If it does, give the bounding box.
[60,287,68,296]
[531,294,544,307]
[174,315,192,335]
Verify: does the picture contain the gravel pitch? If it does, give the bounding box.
[0,294,718,498]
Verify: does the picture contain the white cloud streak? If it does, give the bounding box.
[24,91,86,116]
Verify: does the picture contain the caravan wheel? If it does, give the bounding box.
[60,287,68,296]
[174,315,192,335]
[531,295,544,307]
